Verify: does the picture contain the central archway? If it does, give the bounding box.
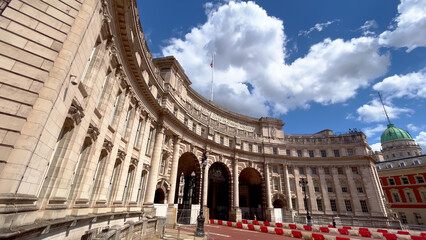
[174,152,201,224]
[239,168,264,220]
[207,162,230,220]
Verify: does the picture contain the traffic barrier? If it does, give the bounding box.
[247,224,255,230]
[320,227,329,233]
[338,229,349,235]
[397,234,411,240]
[209,219,214,224]
[218,220,223,225]
[312,233,325,240]
[253,220,259,225]
[304,225,313,231]
[383,233,397,240]
[378,229,389,234]
[398,231,410,235]
[411,236,426,240]
[242,219,248,224]
[260,226,268,233]
[236,222,243,228]
[292,230,303,238]
[263,221,270,226]
[275,228,284,235]
[343,227,351,230]
[276,222,283,227]
[227,221,232,227]
[289,224,297,229]
[336,237,350,240]
[372,232,384,239]
[348,230,359,236]
[302,231,313,240]
[359,230,371,238]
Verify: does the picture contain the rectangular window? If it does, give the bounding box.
[416,176,425,183]
[299,167,305,175]
[229,139,233,148]
[184,118,188,126]
[258,145,262,153]
[291,198,297,210]
[122,107,132,137]
[341,182,348,193]
[338,167,344,175]
[356,182,364,193]
[273,147,278,155]
[249,144,253,152]
[309,150,314,158]
[297,150,302,157]
[311,167,317,175]
[288,167,294,174]
[334,150,340,157]
[327,182,333,193]
[330,199,337,212]
[145,128,153,155]
[401,177,410,184]
[95,74,110,109]
[421,191,426,202]
[220,136,224,145]
[321,150,327,157]
[109,92,121,125]
[405,191,414,202]
[392,192,401,202]
[399,212,408,224]
[345,200,352,212]
[317,199,323,211]
[80,43,98,83]
[272,165,278,173]
[286,150,291,156]
[314,181,319,192]
[414,213,423,225]
[351,167,359,174]
[134,118,143,147]
[273,178,279,191]
[360,200,368,213]
[388,178,396,185]
[347,148,354,156]
[290,180,295,191]
[324,167,330,175]
[192,123,197,132]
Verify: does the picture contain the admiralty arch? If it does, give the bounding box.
[0,0,390,238]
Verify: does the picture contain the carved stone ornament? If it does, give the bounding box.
[117,149,126,160]
[100,0,112,24]
[271,127,276,139]
[87,124,100,141]
[67,100,85,125]
[143,163,151,171]
[103,139,113,152]
[131,157,139,166]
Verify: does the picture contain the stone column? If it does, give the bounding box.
[345,166,362,215]
[143,124,165,208]
[318,167,333,215]
[360,165,386,217]
[306,168,318,212]
[232,158,241,221]
[264,163,274,221]
[167,136,181,205]
[331,167,346,213]
[283,164,294,220]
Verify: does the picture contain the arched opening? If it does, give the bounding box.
[273,199,285,208]
[174,152,201,224]
[239,168,264,220]
[272,199,286,223]
[208,162,230,220]
[154,188,165,203]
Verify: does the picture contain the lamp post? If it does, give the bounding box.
[299,178,312,226]
[195,151,208,237]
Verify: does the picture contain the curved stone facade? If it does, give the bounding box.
[0,0,390,238]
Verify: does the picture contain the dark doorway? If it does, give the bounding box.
[273,199,285,208]
[154,188,165,203]
[208,162,230,220]
[239,168,264,220]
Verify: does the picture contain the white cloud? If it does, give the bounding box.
[162,1,390,117]
[370,142,382,152]
[407,123,420,132]
[373,68,426,99]
[356,99,413,123]
[379,0,426,51]
[359,20,378,36]
[414,131,426,152]
[298,20,339,36]
[362,124,386,138]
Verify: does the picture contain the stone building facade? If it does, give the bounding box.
[0,0,390,238]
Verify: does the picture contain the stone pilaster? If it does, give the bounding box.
[318,167,333,215]
[264,163,274,222]
[345,166,362,215]
[232,158,241,222]
[331,167,346,214]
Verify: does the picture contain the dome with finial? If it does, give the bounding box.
[380,124,413,143]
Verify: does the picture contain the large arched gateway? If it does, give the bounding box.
[239,168,264,220]
[208,162,231,220]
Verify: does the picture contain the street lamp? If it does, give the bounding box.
[299,178,312,226]
[195,151,208,237]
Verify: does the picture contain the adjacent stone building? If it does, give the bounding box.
[375,124,426,228]
[0,0,391,238]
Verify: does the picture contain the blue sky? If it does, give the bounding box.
[137,0,426,152]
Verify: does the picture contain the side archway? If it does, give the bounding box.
[207,162,232,221]
[239,167,264,220]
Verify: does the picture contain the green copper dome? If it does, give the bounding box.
[380,124,413,143]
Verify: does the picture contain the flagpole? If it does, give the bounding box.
[210,54,214,101]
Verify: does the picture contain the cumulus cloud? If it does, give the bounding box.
[370,142,382,152]
[407,123,420,132]
[379,0,426,51]
[298,20,339,36]
[162,1,390,117]
[356,99,413,123]
[362,124,386,138]
[414,131,426,152]
[373,68,426,99]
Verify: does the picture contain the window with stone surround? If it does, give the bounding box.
[392,192,401,202]
[420,191,426,202]
[134,118,144,148]
[327,182,334,193]
[291,198,297,210]
[416,175,425,183]
[351,167,359,174]
[297,150,302,157]
[122,165,136,203]
[107,159,123,203]
[273,178,280,191]
[229,139,233,148]
[314,181,320,192]
[321,150,327,157]
[109,91,122,126]
[145,127,154,155]
[272,165,278,173]
[309,150,314,158]
[401,177,409,185]
[80,38,101,84]
[220,136,224,145]
[345,200,352,212]
[311,167,317,175]
[290,180,295,191]
[317,199,323,211]
[122,106,133,138]
[286,149,291,156]
[388,178,396,185]
[414,213,423,225]
[347,148,354,156]
[399,212,408,224]
[360,200,368,213]
[95,72,112,111]
[356,182,364,193]
[334,150,340,157]
[337,167,344,175]
[330,199,337,211]
[299,167,305,175]
[341,182,348,193]
[324,167,330,175]
[258,145,262,153]
[249,143,253,152]
[136,171,148,204]
[288,167,294,174]
[405,190,415,203]
[273,147,278,155]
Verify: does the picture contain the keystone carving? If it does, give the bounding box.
[87,124,100,141]
[131,157,139,166]
[103,139,113,152]
[117,149,126,160]
[67,100,85,125]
